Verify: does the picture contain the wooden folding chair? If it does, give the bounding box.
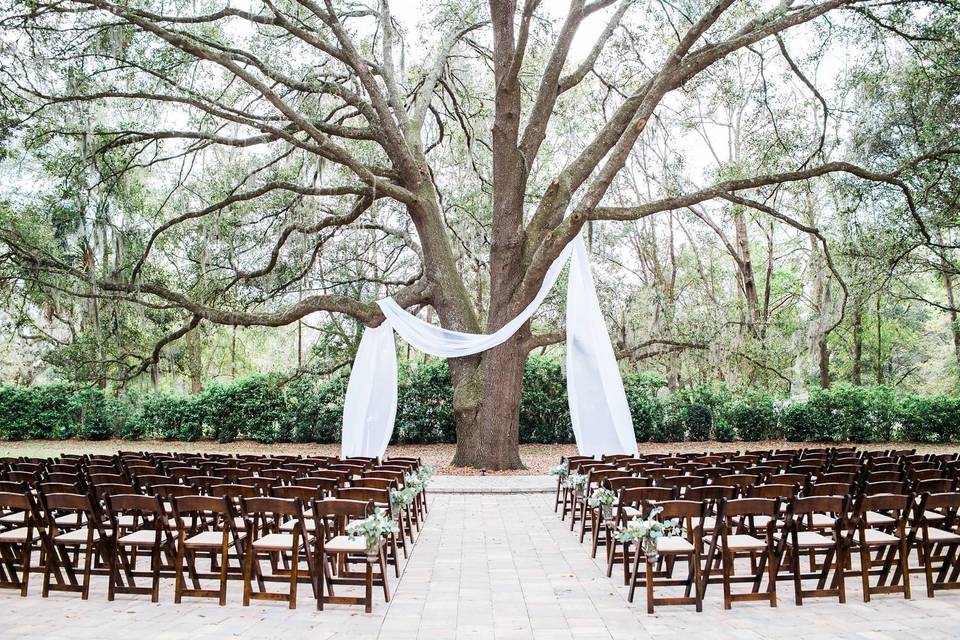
[913,492,960,597]
[774,495,848,605]
[36,491,104,600]
[240,496,313,609]
[172,494,246,605]
[627,499,704,613]
[104,493,175,602]
[705,497,779,609]
[312,498,390,613]
[0,490,38,596]
[848,493,913,602]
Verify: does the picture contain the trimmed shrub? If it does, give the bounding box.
[623,372,666,442]
[898,394,960,443]
[721,390,776,441]
[202,374,287,444]
[394,360,456,444]
[520,355,572,444]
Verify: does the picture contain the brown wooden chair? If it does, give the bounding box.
[0,490,38,596]
[775,495,848,605]
[912,492,960,598]
[627,499,704,613]
[848,493,913,602]
[605,486,673,581]
[312,498,390,613]
[103,493,174,602]
[36,491,103,600]
[706,497,779,609]
[239,496,312,609]
[172,494,246,605]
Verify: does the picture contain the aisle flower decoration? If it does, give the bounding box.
[391,487,416,509]
[588,487,617,520]
[405,472,424,494]
[563,472,588,496]
[615,506,683,561]
[416,464,434,486]
[346,507,400,559]
[550,460,569,480]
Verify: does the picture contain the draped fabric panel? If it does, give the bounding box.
[376,239,574,358]
[340,322,397,458]
[340,232,638,459]
[566,235,639,456]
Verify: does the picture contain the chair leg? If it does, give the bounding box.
[289,544,299,610]
[174,539,185,604]
[379,546,391,602]
[645,560,655,614]
[242,544,253,607]
[219,539,229,606]
[900,537,912,599]
[859,543,872,603]
[19,540,31,597]
[364,559,373,614]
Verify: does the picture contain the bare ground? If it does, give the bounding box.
[2,439,959,475]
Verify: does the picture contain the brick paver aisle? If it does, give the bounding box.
[3,493,959,639]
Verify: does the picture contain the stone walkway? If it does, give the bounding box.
[3,492,959,639]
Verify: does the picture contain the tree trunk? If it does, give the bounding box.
[875,294,884,384]
[450,331,527,470]
[944,271,960,372]
[850,304,863,385]
[817,335,830,388]
[185,327,203,394]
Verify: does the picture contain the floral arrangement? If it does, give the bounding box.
[416,464,434,486]
[562,473,588,491]
[588,488,616,508]
[404,472,424,494]
[550,460,569,479]
[390,487,416,509]
[346,507,400,553]
[615,506,683,557]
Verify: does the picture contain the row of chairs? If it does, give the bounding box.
[0,451,430,612]
[554,447,960,613]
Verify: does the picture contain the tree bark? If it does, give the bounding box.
[185,327,203,394]
[850,303,863,385]
[944,271,960,373]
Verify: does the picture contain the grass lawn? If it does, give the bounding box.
[2,439,959,474]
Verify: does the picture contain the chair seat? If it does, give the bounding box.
[54,513,86,526]
[703,516,716,531]
[622,506,641,518]
[0,527,40,543]
[808,513,836,528]
[252,533,299,551]
[280,518,316,533]
[861,528,900,545]
[0,511,26,525]
[324,535,375,554]
[117,529,162,546]
[184,531,235,548]
[724,534,767,551]
[922,510,947,523]
[865,511,895,526]
[774,531,835,548]
[656,536,694,553]
[923,527,960,543]
[55,527,100,543]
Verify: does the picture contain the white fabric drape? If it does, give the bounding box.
[376,240,574,358]
[566,236,639,456]
[340,322,397,458]
[340,232,638,459]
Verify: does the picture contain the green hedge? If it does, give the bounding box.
[1,360,960,444]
